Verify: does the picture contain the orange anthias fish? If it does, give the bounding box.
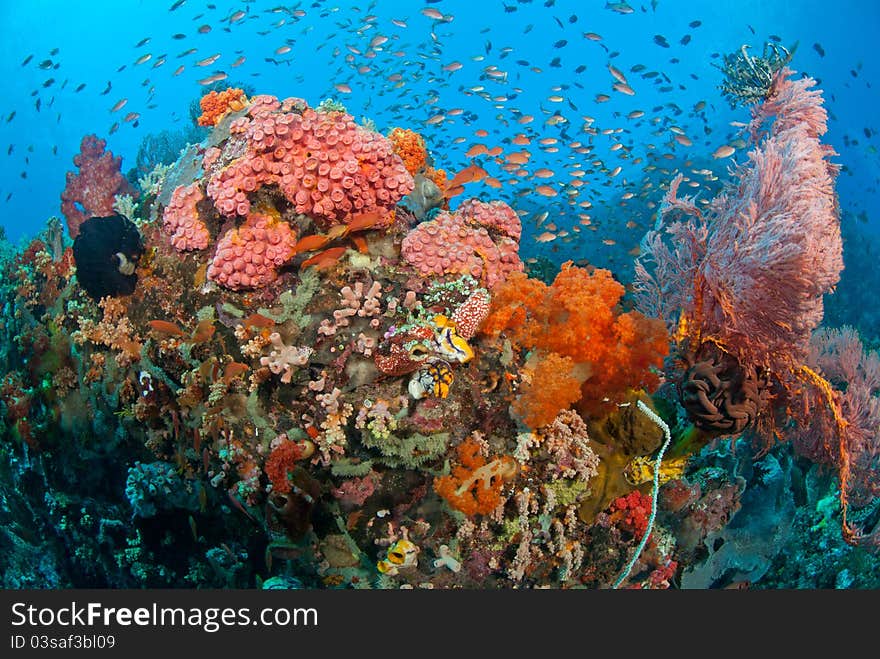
[465,143,489,158]
[444,164,488,198]
[148,319,186,336]
[222,362,250,385]
[346,210,390,233]
[290,232,332,256]
[325,223,352,240]
[242,312,276,329]
[190,318,216,344]
[291,212,388,257]
[351,235,369,253]
[300,246,347,270]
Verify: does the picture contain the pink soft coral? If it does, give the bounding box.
[61,135,134,238]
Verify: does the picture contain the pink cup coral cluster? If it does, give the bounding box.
[456,198,522,241]
[401,199,523,288]
[205,94,414,227]
[207,209,297,290]
[162,182,210,251]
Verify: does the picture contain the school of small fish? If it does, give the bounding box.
[2,0,875,265]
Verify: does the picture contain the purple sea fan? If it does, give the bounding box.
[635,68,842,371]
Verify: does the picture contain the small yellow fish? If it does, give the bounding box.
[376,535,419,575]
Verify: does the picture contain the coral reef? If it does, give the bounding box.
[205,94,413,224]
[484,263,669,418]
[3,60,879,592]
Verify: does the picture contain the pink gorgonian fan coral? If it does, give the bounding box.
[635,68,842,371]
[634,68,880,546]
[791,327,880,547]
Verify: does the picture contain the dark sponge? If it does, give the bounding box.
[73,215,144,301]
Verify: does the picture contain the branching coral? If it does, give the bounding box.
[791,327,880,546]
[260,332,313,383]
[265,439,306,494]
[61,135,135,238]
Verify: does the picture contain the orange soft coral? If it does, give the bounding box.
[513,352,587,428]
[481,262,669,419]
[198,88,248,127]
[480,270,548,344]
[423,165,448,191]
[264,440,304,494]
[434,438,518,516]
[578,310,669,417]
[388,127,427,175]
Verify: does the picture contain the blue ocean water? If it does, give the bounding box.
[2,0,877,263]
